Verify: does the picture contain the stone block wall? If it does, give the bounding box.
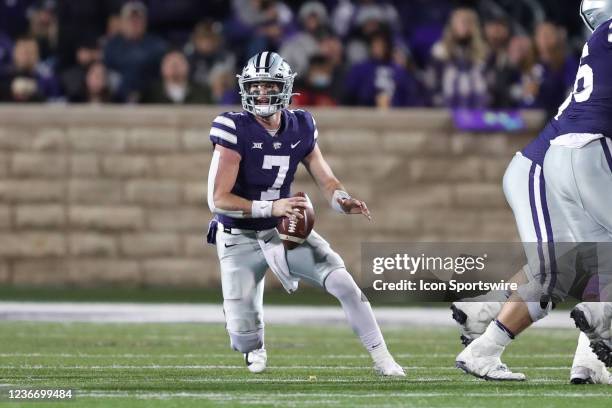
[0,106,543,287]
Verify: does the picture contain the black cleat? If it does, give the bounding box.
[570,375,595,385]
[460,335,473,347]
[451,305,474,347]
[451,304,468,325]
[591,341,612,367]
[571,307,612,367]
[570,308,594,334]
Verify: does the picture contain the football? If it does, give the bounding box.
[277,192,315,250]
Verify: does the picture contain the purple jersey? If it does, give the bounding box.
[344,59,424,107]
[209,109,318,230]
[556,18,612,135]
[521,121,560,166]
[522,19,612,165]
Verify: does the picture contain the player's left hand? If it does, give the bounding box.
[337,197,371,220]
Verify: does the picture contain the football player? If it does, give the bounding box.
[206,52,404,376]
[546,0,612,369]
[454,0,612,382]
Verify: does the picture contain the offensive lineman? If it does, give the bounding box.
[545,0,612,369]
[206,52,404,376]
[454,0,612,381]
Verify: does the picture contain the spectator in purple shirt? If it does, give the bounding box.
[343,30,424,108]
[0,0,34,39]
[393,0,453,68]
[103,1,167,103]
[209,65,240,105]
[425,7,490,109]
[0,35,61,102]
[506,35,540,108]
[531,21,579,117]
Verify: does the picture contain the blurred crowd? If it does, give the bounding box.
[0,0,586,115]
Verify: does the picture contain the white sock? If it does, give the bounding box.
[482,320,514,348]
[325,269,390,359]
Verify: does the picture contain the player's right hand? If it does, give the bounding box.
[272,197,307,218]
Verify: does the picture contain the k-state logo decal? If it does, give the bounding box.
[273,142,282,150]
[252,142,263,149]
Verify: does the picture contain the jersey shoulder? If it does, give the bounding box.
[588,18,612,50]
[213,111,251,130]
[209,111,252,153]
[286,108,318,139]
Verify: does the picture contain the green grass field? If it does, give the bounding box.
[0,321,611,407]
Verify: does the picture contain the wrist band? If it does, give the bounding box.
[331,190,351,214]
[251,200,273,218]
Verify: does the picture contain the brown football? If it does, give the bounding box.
[277,192,315,250]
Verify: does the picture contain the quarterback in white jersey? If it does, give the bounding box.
[206,52,404,376]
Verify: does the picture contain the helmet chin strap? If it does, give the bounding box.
[251,97,281,117]
[254,107,277,117]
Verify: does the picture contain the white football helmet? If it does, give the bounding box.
[237,51,297,117]
[581,0,612,32]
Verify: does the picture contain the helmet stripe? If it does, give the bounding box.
[264,52,271,68]
[259,51,269,72]
[256,52,264,68]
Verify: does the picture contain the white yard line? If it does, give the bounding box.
[0,302,575,328]
[0,353,574,359]
[75,391,612,399]
[0,365,574,371]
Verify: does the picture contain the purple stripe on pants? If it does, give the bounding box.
[528,162,546,285]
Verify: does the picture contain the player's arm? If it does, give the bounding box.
[208,145,306,218]
[302,144,371,220]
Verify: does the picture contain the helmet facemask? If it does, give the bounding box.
[239,78,294,117]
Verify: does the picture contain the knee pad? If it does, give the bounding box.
[525,300,552,322]
[521,264,536,285]
[516,280,542,303]
[516,281,552,322]
[223,299,264,352]
[228,328,264,353]
[324,268,363,301]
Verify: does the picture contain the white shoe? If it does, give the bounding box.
[370,345,405,377]
[451,302,503,347]
[374,358,406,377]
[245,348,267,373]
[570,366,611,384]
[570,333,611,384]
[571,303,612,367]
[455,337,525,381]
